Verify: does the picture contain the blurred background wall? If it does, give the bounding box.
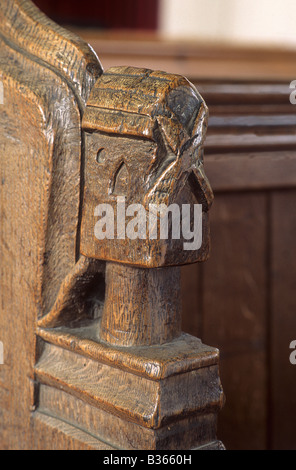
[159,0,296,47]
[35,0,296,46]
[33,0,296,451]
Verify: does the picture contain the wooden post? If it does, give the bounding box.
[101,263,181,346]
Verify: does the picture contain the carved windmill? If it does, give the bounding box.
[0,0,224,450]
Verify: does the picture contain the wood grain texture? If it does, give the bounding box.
[37,328,219,381]
[0,0,103,103]
[35,342,223,430]
[80,66,213,268]
[271,191,296,450]
[36,385,220,450]
[68,28,296,450]
[194,193,268,450]
[38,255,105,329]
[101,263,181,346]
[34,412,116,450]
[181,263,202,337]
[0,0,102,449]
[79,64,215,356]
[204,151,296,192]
[0,1,224,450]
[0,37,80,448]
[80,131,211,268]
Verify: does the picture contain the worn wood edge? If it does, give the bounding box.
[37,384,219,450]
[38,385,151,450]
[0,39,81,316]
[79,243,210,268]
[0,0,103,103]
[36,327,219,380]
[0,35,86,317]
[0,17,101,449]
[37,255,104,328]
[35,356,159,430]
[33,411,118,450]
[34,342,223,429]
[34,409,221,450]
[194,440,226,450]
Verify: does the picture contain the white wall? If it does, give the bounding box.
[159,0,296,47]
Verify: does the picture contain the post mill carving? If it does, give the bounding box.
[0,0,224,450]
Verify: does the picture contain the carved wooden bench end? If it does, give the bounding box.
[0,0,224,450]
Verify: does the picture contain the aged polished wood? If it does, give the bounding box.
[79,65,213,349]
[76,31,296,449]
[0,0,224,450]
[0,0,102,450]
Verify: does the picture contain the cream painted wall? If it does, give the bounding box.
[159,0,296,47]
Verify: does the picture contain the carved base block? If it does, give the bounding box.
[35,325,225,450]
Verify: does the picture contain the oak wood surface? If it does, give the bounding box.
[0,0,102,449]
[271,190,296,450]
[36,386,220,450]
[6,0,296,452]
[201,193,268,450]
[66,27,296,451]
[101,263,182,346]
[0,0,223,450]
